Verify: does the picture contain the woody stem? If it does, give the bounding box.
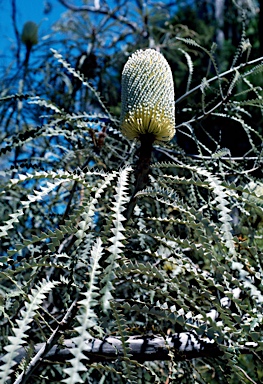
[124,133,155,221]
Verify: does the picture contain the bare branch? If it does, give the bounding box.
[57,0,138,32]
[3,288,255,372]
[6,331,258,368]
[11,0,21,67]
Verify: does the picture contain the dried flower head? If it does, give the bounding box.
[120,49,175,143]
[21,21,38,47]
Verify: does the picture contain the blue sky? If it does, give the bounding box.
[0,0,65,65]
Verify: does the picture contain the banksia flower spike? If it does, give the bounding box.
[21,21,38,47]
[21,21,38,68]
[120,48,175,143]
[122,49,175,221]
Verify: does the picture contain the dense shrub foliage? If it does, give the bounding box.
[0,1,262,383]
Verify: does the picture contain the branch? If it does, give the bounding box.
[57,0,138,32]
[2,288,257,370]
[11,0,21,67]
[175,56,263,105]
[14,333,220,364]
[13,299,78,384]
[5,331,258,367]
[155,146,262,162]
[0,288,258,382]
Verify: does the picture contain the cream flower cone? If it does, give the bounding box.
[120,49,175,143]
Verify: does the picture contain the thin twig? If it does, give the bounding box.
[155,147,261,174]
[175,56,263,105]
[235,365,258,384]
[57,0,138,32]
[155,146,262,161]
[13,298,78,384]
[11,0,21,67]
